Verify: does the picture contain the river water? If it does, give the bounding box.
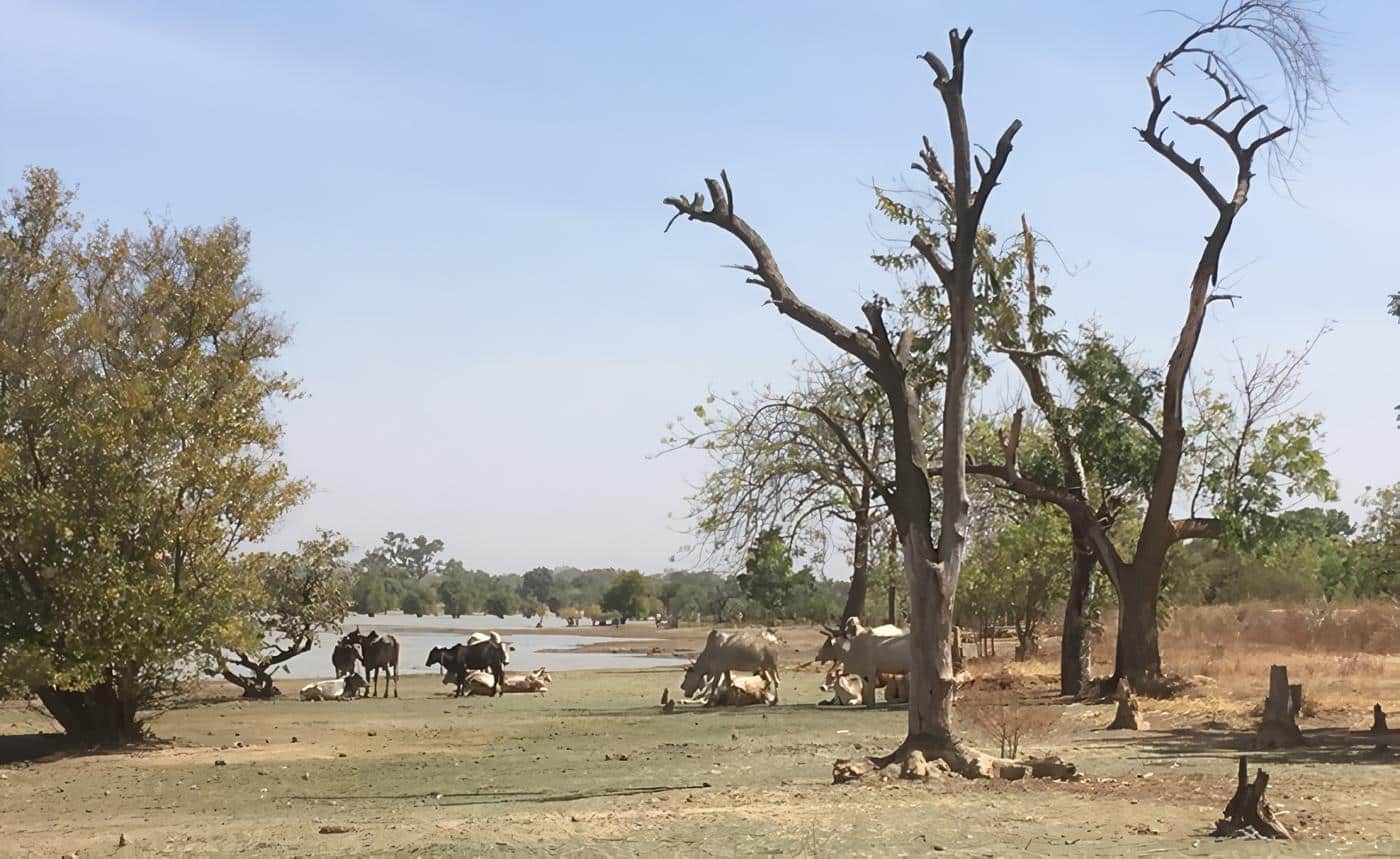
[278,612,686,680]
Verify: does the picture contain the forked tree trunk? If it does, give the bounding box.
[1059,535,1097,695]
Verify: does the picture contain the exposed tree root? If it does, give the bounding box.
[833,735,1078,783]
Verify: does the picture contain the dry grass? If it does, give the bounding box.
[1074,600,1400,725]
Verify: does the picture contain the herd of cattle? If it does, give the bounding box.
[297,616,921,708]
[299,627,551,701]
[679,616,919,707]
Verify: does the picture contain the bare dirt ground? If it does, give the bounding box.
[2,621,1399,856]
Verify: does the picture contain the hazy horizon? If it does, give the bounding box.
[4,1,1395,578]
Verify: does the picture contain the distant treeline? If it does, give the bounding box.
[349,531,846,624]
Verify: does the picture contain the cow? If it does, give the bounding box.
[827,618,910,707]
[818,663,863,706]
[705,673,775,707]
[299,673,367,701]
[426,637,508,697]
[343,628,400,698]
[814,622,904,663]
[463,670,498,696]
[331,636,360,679]
[679,629,780,704]
[501,667,552,693]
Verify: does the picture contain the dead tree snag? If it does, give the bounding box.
[666,26,1060,781]
[1213,756,1290,840]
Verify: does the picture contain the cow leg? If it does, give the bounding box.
[861,675,876,707]
[392,664,399,698]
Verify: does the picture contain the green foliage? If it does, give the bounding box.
[0,169,307,740]
[482,591,516,619]
[602,570,654,621]
[519,567,554,603]
[958,505,1072,652]
[1352,483,1400,596]
[398,581,438,617]
[735,528,831,621]
[367,532,444,580]
[1187,376,1336,548]
[1061,328,1162,498]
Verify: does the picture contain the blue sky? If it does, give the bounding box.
[3,1,1395,575]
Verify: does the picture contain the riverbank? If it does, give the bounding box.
[3,659,1399,855]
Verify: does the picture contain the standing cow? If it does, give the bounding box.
[344,628,400,698]
[817,618,909,707]
[426,635,508,697]
[680,629,781,704]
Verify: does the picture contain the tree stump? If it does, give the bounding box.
[1213,756,1290,840]
[1371,703,1390,755]
[1255,665,1303,749]
[1107,678,1147,730]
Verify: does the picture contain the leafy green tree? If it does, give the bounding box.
[519,567,555,604]
[436,573,473,618]
[353,572,392,616]
[482,591,516,619]
[1353,483,1400,595]
[601,570,654,621]
[959,504,1071,658]
[0,169,307,744]
[214,531,351,698]
[399,581,437,617]
[367,532,445,580]
[736,528,814,621]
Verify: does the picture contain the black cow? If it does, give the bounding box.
[426,639,507,697]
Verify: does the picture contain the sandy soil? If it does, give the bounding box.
[3,639,1399,856]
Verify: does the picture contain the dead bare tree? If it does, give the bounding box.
[665,28,1030,776]
[969,0,1330,688]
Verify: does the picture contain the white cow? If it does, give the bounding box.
[840,618,911,706]
[299,674,367,701]
[500,667,552,693]
[704,673,776,707]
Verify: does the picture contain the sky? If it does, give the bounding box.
[3,1,1396,576]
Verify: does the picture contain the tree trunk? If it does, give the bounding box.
[1059,535,1097,696]
[841,501,872,623]
[35,683,142,746]
[222,667,280,699]
[902,523,954,746]
[1114,567,1162,688]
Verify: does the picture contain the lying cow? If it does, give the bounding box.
[427,634,508,697]
[501,667,552,693]
[299,673,367,701]
[705,673,776,707]
[680,629,781,704]
[818,663,863,706]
